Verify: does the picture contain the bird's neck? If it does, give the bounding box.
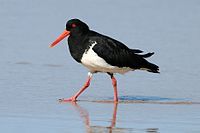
[68,33,89,63]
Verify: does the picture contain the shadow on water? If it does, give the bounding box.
[80,95,200,105]
[69,102,159,133]
[119,95,172,101]
[117,95,200,104]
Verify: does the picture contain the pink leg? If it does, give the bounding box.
[111,75,118,102]
[60,72,92,102]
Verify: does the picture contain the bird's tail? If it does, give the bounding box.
[136,52,159,73]
[145,62,160,73]
[131,50,159,73]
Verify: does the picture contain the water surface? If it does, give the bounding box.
[1,0,200,132]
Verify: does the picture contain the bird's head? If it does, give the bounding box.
[49,19,89,48]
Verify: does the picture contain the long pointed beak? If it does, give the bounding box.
[49,30,70,48]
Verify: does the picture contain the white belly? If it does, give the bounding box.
[81,42,132,74]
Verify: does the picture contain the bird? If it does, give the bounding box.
[49,19,159,102]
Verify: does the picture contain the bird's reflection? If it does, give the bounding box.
[69,102,158,133]
[70,102,120,133]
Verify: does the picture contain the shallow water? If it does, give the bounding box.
[1,0,200,132]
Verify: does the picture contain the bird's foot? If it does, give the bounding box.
[59,97,77,103]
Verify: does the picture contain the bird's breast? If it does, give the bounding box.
[68,36,87,63]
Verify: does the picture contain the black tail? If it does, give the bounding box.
[145,62,160,73]
[135,52,159,73]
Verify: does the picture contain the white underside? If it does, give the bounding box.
[81,42,133,74]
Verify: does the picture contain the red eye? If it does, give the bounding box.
[72,23,76,28]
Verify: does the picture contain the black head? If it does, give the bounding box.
[50,19,90,48]
[66,19,89,34]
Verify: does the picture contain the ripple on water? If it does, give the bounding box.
[43,64,63,67]
[15,61,32,65]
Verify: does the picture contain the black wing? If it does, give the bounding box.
[90,33,159,72]
[92,36,143,68]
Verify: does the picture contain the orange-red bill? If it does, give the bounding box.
[49,30,70,48]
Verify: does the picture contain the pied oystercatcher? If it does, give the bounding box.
[50,19,159,102]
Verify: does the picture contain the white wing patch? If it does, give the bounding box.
[81,41,132,74]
